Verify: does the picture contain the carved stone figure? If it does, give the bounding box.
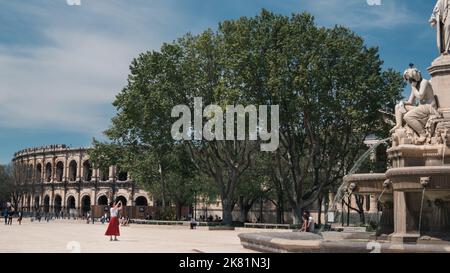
[430,0,450,54]
[391,66,440,143]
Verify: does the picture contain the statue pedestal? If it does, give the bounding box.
[429,55,450,118]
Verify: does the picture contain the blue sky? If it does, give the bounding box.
[0,0,441,164]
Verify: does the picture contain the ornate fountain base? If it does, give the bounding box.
[386,149,450,243]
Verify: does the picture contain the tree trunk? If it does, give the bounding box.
[292,206,301,225]
[317,193,323,226]
[276,194,284,224]
[259,197,263,223]
[222,199,233,226]
[175,202,182,220]
[238,197,249,223]
[159,163,166,208]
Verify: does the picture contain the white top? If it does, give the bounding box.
[110,208,118,217]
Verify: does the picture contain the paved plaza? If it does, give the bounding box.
[0,218,278,253]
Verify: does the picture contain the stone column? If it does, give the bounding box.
[41,161,45,183]
[32,157,36,183]
[63,156,68,182]
[109,166,116,182]
[62,190,66,215]
[77,152,82,182]
[30,196,35,212]
[92,168,98,182]
[391,191,421,243]
[51,157,56,183]
[369,195,378,213]
[50,188,54,213]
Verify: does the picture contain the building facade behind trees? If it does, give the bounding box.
[10,144,379,224]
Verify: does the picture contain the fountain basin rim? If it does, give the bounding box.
[386,166,450,177]
[343,173,390,194]
[343,173,386,183]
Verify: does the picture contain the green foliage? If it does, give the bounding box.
[91,9,404,224]
[0,165,13,206]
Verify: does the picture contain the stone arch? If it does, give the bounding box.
[67,196,76,209]
[97,195,108,205]
[34,196,40,210]
[45,162,52,182]
[69,160,77,182]
[54,195,62,214]
[116,195,128,206]
[81,195,91,214]
[44,195,50,213]
[117,170,128,181]
[135,196,148,206]
[36,163,42,182]
[56,161,64,182]
[82,160,93,181]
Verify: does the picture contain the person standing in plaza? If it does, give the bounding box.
[105,200,122,241]
[7,208,14,225]
[17,210,23,225]
[3,206,8,225]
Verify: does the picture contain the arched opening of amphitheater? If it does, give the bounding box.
[45,163,52,182]
[82,195,91,215]
[54,195,62,214]
[135,196,148,206]
[116,196,127,206]
[44,195,50,213]
[98,195,108,206]
[69,160,77,181]
[67,196,76,217]
[83,160,92,181]
[56,162,64,182]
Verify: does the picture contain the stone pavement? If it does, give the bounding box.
[0,218,286,253]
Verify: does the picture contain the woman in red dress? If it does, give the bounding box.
[105,200,122,241]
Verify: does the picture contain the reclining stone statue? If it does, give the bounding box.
[390,66,441,144]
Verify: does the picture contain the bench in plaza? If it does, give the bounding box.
[130,219,222,227]
[244,223,291,229]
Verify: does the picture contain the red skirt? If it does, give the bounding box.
[105,217,120,236]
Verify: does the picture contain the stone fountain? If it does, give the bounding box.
[238,2,450,252]
[345,1,450,243]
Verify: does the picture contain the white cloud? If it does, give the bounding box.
[0,29,143,135]
[0,1,188,136]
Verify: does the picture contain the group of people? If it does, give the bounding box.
[300,210,315,233]
[2,205,23,226]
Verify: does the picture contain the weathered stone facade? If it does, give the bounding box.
[12,145,152,218]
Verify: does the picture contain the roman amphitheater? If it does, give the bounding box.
[12,143,381,224]
[12,144,155,219]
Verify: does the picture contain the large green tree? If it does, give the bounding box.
[0,165,13,207]
[92,9,403,225]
